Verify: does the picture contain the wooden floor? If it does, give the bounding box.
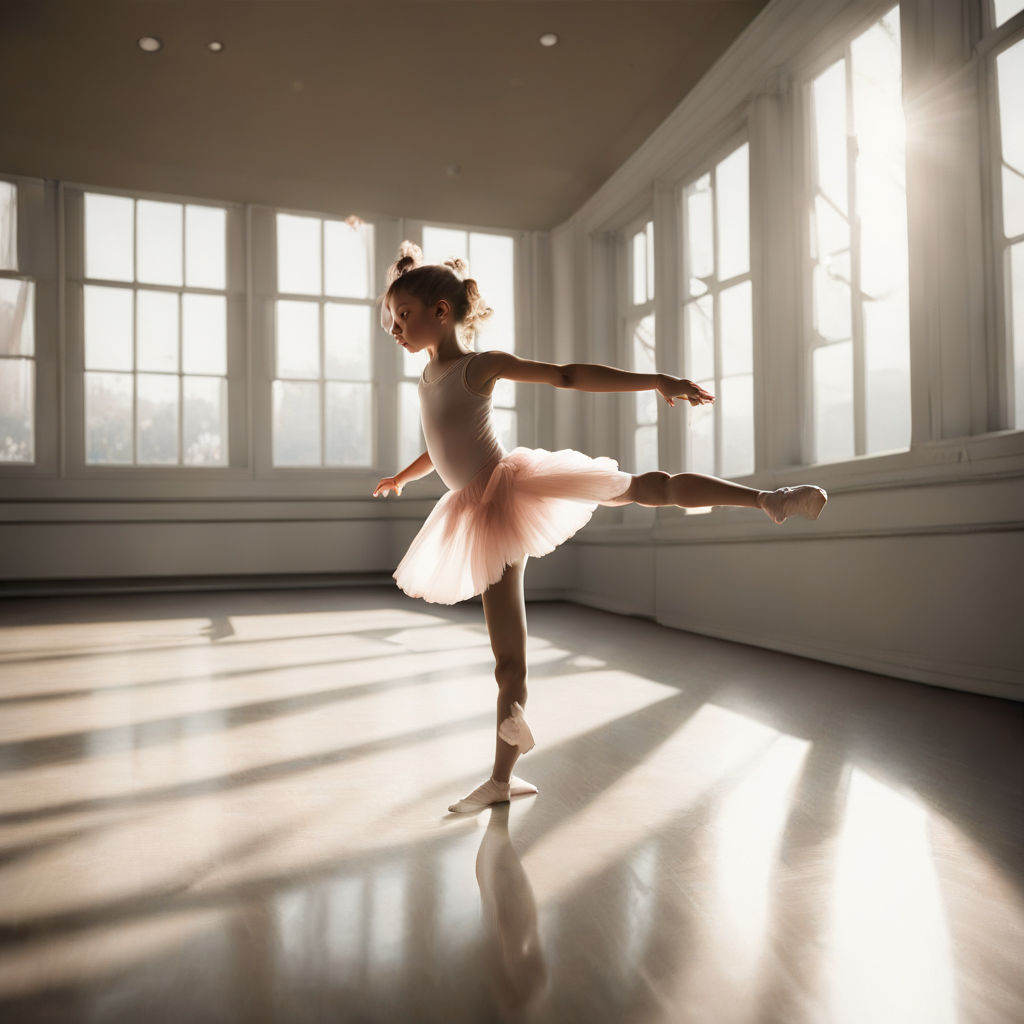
[0,587,1021,1024]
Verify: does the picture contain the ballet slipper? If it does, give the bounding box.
[498,701,536,754]
[758,485,827,524]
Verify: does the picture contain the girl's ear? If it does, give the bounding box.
[435,299,451,321]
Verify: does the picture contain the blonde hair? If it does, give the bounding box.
[381,241,493,347]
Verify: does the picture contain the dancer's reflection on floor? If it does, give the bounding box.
[476,803,548,1013]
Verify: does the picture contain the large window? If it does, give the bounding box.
[681,141,754,478]
[397,225,517,465]
[807,5,910,463]
[83,192,229,465]
[272,213,375,467]
[0,181,34,464]
[991,11,1024,425]
[624,218,658,475]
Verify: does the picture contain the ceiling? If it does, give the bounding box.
[0,0,769,231]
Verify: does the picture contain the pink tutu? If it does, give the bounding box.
[393,446,633,605]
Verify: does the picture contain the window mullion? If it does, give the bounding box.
[711,169,722,474]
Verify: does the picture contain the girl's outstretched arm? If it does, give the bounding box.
[372,450,434,497]
[473,351,713,407]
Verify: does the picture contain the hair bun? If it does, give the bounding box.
[443,256,468,280]
[386,241,424,287]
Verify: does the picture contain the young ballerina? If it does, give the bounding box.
[372,241,827,814]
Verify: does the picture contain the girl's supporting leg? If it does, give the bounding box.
[604,472,826,522]
[448,555,540,813]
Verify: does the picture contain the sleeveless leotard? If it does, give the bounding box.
[419,351,504,491]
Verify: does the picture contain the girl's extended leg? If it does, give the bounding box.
[605,472,826,522]
[448,555,540,814]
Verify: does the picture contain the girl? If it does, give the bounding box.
[372,242,826,814]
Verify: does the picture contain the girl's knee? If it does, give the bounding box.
[494,656,527,691]
[637,471,670,506]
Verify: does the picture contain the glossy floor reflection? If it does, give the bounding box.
[0,587,1021,1023]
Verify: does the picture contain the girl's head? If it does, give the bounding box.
[380,241,493,353]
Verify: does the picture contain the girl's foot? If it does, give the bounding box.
[448,775,539,814]
[498,701,536,753]
[758,485,828,524]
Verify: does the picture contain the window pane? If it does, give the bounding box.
[812,194,850,261]
[633,229,646,306]
[326,381,371,465]
[276,299,319,379]
[716,143,750,280]
[813,59,848,214]
[186,205,226,290]
[994,0,1024,27]
[493,378,515,407]
[276,213,321,295]
[137,289,178,372]
[864,291,911,453]
[325,303,371,380]
[684,296,714,381]
[0,357,33,462]
[632,314,656,373]
[422,226,467,264]
[813,341,854,463]
[183,375,226,465]
[404,346,427,378]
[634,424,658,475]
[0,181,16,272]
[84,284,133,371]
[137,372,179,464]
[813,260,852,342]
[86,370,132,463]
[685,174,713,286]
[635,390,657,427]
[137,200,183,287]
[492,407,517,452]
[325,218,373,299]
[469,232,515,351]
[85,193,133,282]
[720,373,754,477]
[997,38,1024,239]
[1011,241,1024,425]
[273,380,320,465]
[0,277,34,356]
[183,293,226,375]
[686,383,715,476]
[720,281,753,377]
[398,380,422,470]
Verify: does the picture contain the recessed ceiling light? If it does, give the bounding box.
[539,33,559,47]
[138,36,162,53]
[208,41,224,52]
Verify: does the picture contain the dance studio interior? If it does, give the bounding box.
[0,1,1021,1021]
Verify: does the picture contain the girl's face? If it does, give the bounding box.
[386,290,447,353]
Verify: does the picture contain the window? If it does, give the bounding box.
[807,6,910,463]
[995,0,1024,27]
[681,141,754,479]
[82,192,229,465]
[0,181,35,463]
[272,213,375,467]
[396,225,516,464]
[991,18,1024,425]
[624,218,658,475]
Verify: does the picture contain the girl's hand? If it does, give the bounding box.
[373,476,403,497]
[656,374,715,407]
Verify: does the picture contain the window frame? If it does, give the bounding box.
[267,207,379,471]
[62,181,250,479]
[677,129,756,481]
[981,5,1024,430]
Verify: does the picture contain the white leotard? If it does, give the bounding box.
[419,351,505,490]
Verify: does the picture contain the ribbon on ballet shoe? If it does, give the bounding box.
[498,701,536,753]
